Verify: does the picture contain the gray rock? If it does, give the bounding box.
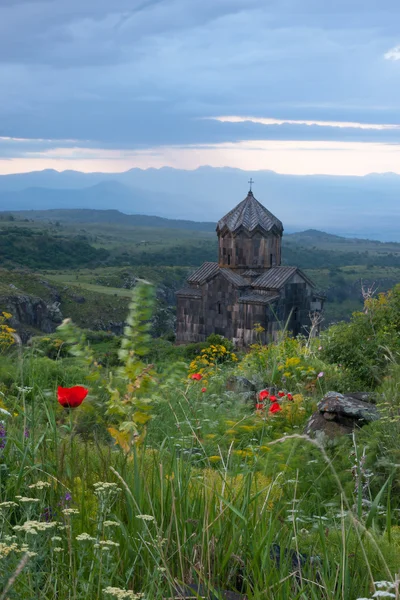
[1,294,64,342]
[305,391,379,439]
[226,376,256,393]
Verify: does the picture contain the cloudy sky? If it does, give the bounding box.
[1,0,400,175]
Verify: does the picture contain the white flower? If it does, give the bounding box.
[28,481,51,490]
[53,547,63,553]
[0,408,11,417]
[62,508,79,515]
[136,514,154,521]
[373,592,396,598]
[103,587,143,599]
[76,533,96,542]
[18,497,40,503]
[0,501,18,508]
[104,521,121,528]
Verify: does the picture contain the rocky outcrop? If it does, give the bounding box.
[305,391,379,439]
[0,294,63,342]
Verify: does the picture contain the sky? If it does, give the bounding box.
[1,0,400,176]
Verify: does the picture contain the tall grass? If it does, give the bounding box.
[1,285,400,599]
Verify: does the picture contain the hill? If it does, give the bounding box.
[0,167,399,240]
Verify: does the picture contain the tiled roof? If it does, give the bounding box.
[252,266,315,290]
[176,288,202,298]
[216,191,283,235]
[187,262,219,284]
[186,262,249,288]
[238,292,280,305]
[219,268,248,288]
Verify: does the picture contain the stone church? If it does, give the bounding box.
[176,186,324,346]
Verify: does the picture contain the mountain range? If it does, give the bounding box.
[0,167,399,241]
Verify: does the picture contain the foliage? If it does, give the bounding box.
[0,228,109,268]
[321,285,400,388]
[188,343,238,379]
[0,311,16,351]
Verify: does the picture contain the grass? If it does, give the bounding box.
[1,285,400,599]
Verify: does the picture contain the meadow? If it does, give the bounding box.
[1,283,400,599]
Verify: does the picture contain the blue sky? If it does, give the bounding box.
[1,0,400,175]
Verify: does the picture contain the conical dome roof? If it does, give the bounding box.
[216,191,283,235]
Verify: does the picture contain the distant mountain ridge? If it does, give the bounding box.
[0,166,399,241]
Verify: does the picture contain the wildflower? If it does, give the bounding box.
[99,540,120,547]
[76,533,96,542]
[53,547,63,553]
[136,514,155,521]
[317,372,324,379]
[104,521,121,528]
[0,408,11,417]
[103,587,144,599]
[269,395,277,402]
[57,385,88,408]
[0,501,18,508]
[259,390,269,401]
[318,346,322,351]
[62,508,79,515]
[201,387,207,393]
[28,481,51,490]
[0,422,6,450]
[209,456,222,463]
[287,393,293,401]
[51,536,62,542]
[24,428,29,438]
[64,493,72,502]
[255,403,264,410]
[190,373,202,381]
[18,497,40,503]
[278,391,285,398]
[269,402,282,414]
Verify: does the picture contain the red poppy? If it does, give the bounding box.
[255,403,264,410]
[190,373,202,381]
[259,389,269,401]
[269,402,282,414]
[287,393,293,401]
[278,391,285,398]
[201,387,207,393]
[269,395,277,403]
[57,386,88,409]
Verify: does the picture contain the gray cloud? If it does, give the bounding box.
[1,0,400,154]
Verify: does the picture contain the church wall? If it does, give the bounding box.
[176,294,205,343]
[235,302,269,346]
[202,274,239,339]
[218,231,282,269]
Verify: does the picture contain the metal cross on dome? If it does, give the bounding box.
[248,178,254,192]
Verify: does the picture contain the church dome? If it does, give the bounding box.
[216,190,283,235]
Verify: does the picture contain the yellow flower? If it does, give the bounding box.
[260,446,271,452]
[205,434,216,439]
[209,455,222,463]
[225,429,237,436]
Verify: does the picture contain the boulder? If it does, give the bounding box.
[226,376,256,393]
[305,391,379,439]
